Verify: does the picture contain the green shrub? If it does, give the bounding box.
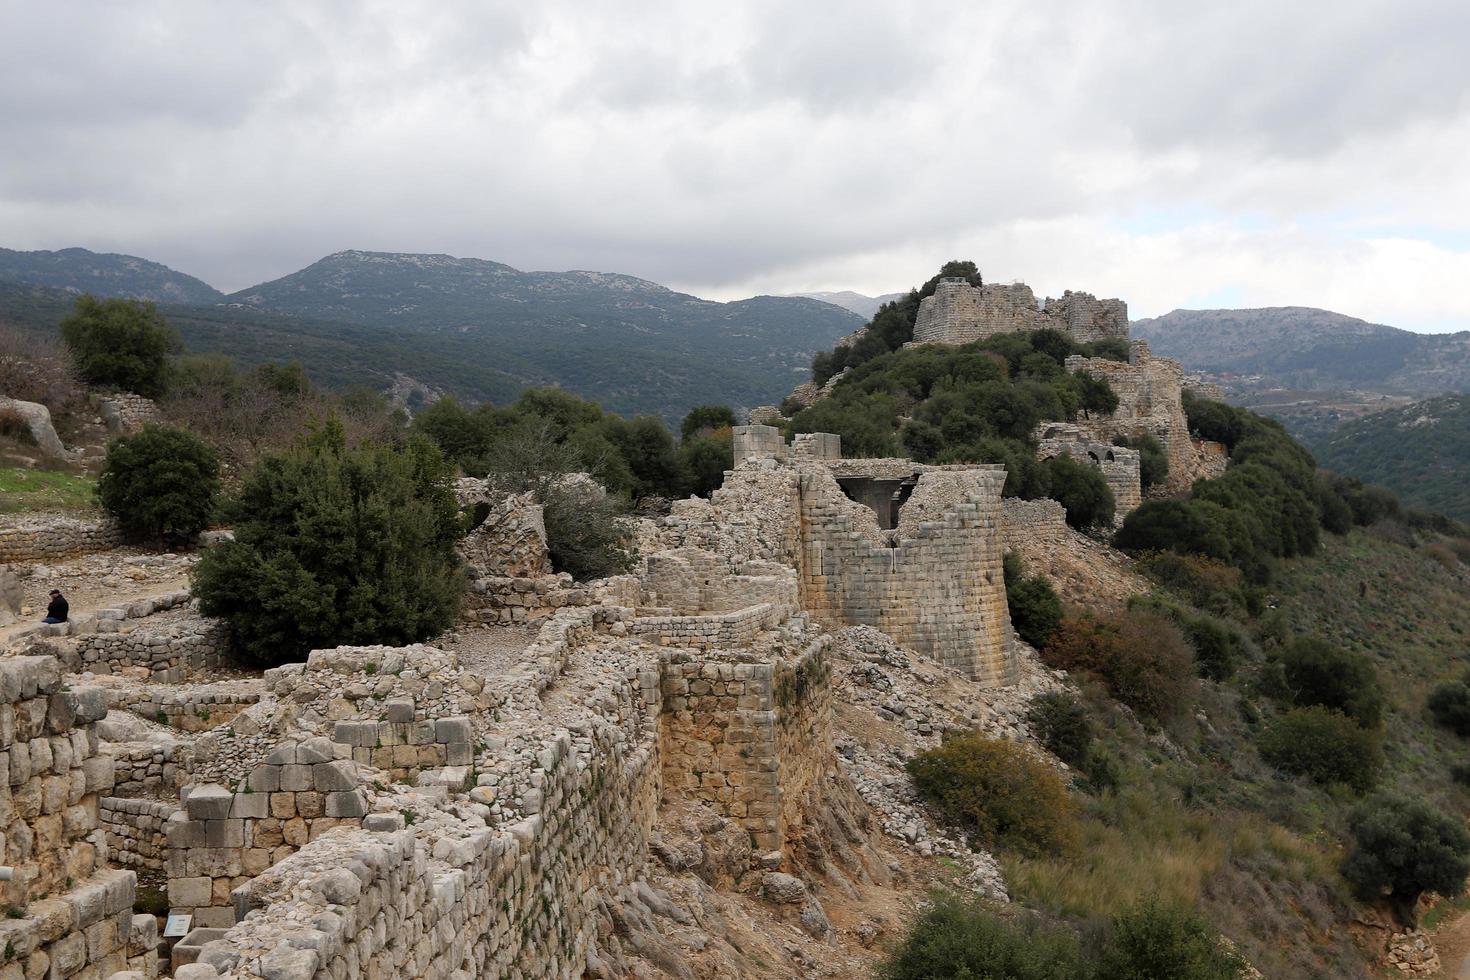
[680,405,737,440]
[1341,792,1470,925]
[59,295,178,397]
[880,896,1086,980]
[1042,453,1115,530]
[96,425,219,542]
[1256,706,1381,792]
[1003,553,1062,648]
[192,421,463,666]
[907,733,1079,857]
[1040,612,1196,730]
[1095,901,1246,979]
[678,432,733,498]
[540,481,637,581]
[1134,552,1255,616]
[1273,636,1383,728]
[1450,762,1470,787]
[1026,691,1092,768]
[1428,671,1470,736]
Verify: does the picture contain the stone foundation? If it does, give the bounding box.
[0,515,122,564]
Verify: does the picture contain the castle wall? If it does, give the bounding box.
[798,467,1016,686]
[1066,341,1195,495]
[0,656,160,979]
[1041,291,1129,343]
[1037,423,1143,519]
[100,796,175,872]
[912,280,1053,344]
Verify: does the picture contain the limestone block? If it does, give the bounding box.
[184,785,233,821]
[312,760,357,793]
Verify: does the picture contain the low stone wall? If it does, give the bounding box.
[74,613,230,682]
[100,796,176,871]
[0,514,122,563]
[332,711,474,783]
[111,683,258,733]
[632,602,790,650]
[14,589,191,646]
[462,572,594,625]
[108,737,192,797]
[97,392,158,434]
[166,737,370,928]
[1000,498,1070,545]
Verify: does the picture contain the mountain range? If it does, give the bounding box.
[0,248,862,421]
[788,290,905,319]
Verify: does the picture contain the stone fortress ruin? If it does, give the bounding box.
[0,415,1039,979]
[0,266,1222,980]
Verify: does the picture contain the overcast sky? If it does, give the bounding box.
[3,1,1470,330]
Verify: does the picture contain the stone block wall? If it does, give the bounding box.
[1000,498,1070,546]
[1041,290,1129,343]
[1037,422,1143,519]
[100,796,175,871]
[0,655,160,979]
[798,467,1017,686]
[632,603,790,651]
[0,515,122,564]
[461,573,593,625]
[165,737,369,928]
[73,615,231,682]
[732,423,787,465]
[772,637,833,844]
[912,279,1053,344]
[1065,342,1195,494]
[107,738,191,798]
[332,711,475,784]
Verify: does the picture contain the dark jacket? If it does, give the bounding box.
[45,594,68,622]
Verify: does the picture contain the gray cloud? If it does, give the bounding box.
[1,0,1468,329]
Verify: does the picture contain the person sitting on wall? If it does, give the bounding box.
[41,589,68,624]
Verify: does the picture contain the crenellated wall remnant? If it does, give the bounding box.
[912,278,1128,346]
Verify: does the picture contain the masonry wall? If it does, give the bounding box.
[462,572,593,625]
[73,615,231,682]
[97,392,158,434]
[100,796,175,871]
[798,468,1017,686]
[1066,342,1196,494]
[912,280,1054,344]
[198,689,663,978]
[0,515,122,563]
[0,655,159,979]
[109,684,257,733]
[165,737,370,928]
[1041,291,1129,343]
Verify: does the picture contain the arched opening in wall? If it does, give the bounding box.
[1105,450,1116,461]
[1087,451,1100,463]
[466,500,492,533]
[836,475,919,530]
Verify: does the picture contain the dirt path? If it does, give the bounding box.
[1431,906,1470,978]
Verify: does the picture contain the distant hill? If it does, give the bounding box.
[1318,394,1470,523]
[790,290,905,319]
[1132,307,1470,396]
[0,248,861,421]
[0,247,224,305]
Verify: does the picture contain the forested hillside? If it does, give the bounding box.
[1319,394,1470,523]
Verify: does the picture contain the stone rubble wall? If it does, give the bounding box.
[640,547,797,615]
[0,514,123,564]
[109,684,258,734]
[165,737,370,929]
[458,490,550,579]
[71,613,231,682]
[461,572,594,625]
[189,633,665,979]
[13,590,192,647]
[100,796,176,872]
[96,393,158,435]
[798,467,1017,686]
[1000,498,1071,544]
[107,738,192,798]
[0,655,160,979]
[632,602,791,651]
